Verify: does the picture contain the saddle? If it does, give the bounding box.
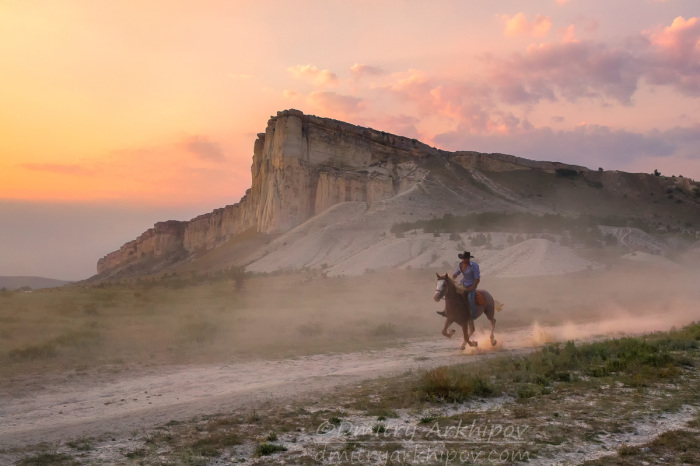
[454,286,486,306]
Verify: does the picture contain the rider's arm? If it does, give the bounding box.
[452,265,461,280]
[466,278,480,292]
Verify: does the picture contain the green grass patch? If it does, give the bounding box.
[418,323,699,403]
[16,452,77,465]
[420,366,496,402]
[187,432,241,457]
[255,442,287,456]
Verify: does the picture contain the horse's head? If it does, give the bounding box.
[434,272,450,302]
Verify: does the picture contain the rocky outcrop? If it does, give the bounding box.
[96,109,700,277]
[96,109,430,274]
[97,221,187,273]
[451,151,588,172]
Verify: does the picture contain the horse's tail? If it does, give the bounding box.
[480,290,503,313]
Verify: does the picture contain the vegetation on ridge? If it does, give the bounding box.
[390,212,652,236]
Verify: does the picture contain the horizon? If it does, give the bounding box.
[2,0,700,279]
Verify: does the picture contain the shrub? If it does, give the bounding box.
[256,443,287,456]
[555,168,579,178]
[420,366,496,402]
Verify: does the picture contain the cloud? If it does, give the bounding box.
[20,163,94,175]
[283,89,302,100]
[287,64,339,87]
[645,16,700,94]
[502,13,552,38]
[307,91,364,115]
[366,114,421,139]
[350,63,386,78]
[484,39,643,105]
[562,24,577,43]
[181,136,226,162]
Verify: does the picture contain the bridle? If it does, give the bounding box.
[435,276,466,305]
[434,279,446,301]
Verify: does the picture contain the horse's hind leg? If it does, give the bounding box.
[488,313,497,346]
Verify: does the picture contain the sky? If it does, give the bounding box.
[1,0,700,280]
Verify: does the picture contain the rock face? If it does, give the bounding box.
[97,221,187,273]
[96,109,700,277]
[97,109,431,274]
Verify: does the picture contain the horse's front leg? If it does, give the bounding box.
[442,319,456,338]
[489,317,497,346]
[466,320,478,347]
[460,323,470,350]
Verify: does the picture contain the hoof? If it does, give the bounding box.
[436,311,446,317]
[468,340,478,347]
[491,338,497,346]
[460,343,466,350]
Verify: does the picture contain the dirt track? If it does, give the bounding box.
[0,327,539,450]
[1,312,692,451]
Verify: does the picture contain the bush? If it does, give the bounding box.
[420,366,496,402]
[256,443,287,456]
[556,168,579,178]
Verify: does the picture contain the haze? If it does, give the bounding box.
[2,0,699,279]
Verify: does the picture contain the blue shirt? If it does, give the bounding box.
[454,261,480,287]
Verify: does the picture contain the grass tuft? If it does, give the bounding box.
[420,366,496,402]
[16,452,76,465]
[255,443,287,456]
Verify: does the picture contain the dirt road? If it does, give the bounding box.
[0,313,688,451]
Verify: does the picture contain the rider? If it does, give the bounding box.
[453,251,480,319]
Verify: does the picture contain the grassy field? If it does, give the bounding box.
[1,263,697,384]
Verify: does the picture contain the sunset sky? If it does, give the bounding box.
[2,0,699,280]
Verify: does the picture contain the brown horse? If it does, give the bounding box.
[433,273,498,350]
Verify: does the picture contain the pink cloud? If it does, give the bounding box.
[645,17,700,94]
[350,63,386,78]
[359,17,700,141]
[502,13,552,38]
[283,89,302,100]
[287,65,339,87]
[307,91,364,116]
[562,25,577,43]
[366,114,421,139]
[485,40,642,105]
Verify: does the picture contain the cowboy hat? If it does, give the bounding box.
[458,251,474,259]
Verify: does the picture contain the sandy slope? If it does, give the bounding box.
[246,204,602,278]
[479,239,600,277]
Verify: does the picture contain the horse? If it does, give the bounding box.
[433,273,498,350]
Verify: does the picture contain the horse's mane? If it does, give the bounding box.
[441,273,457,291]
